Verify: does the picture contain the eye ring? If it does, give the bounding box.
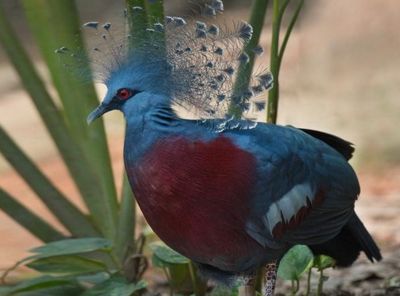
[116,88,134,100]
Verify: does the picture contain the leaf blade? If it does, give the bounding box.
[29,238,113,259]
[0,125,98,237]
[81,277,147,296]
[0,188,64,242]
[0,1,117,240]
[27,255,107,275]
[277,245,314,281]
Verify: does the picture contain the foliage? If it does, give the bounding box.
[0,238,149,296]
[277,245,336,295]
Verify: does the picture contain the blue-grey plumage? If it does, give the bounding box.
[89,90,381,281]
[83,0,382,288]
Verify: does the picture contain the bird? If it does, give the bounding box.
[80,1,382,294]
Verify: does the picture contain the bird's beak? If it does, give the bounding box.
[87,103,109,124]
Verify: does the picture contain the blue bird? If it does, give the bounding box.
[83,2,381,294]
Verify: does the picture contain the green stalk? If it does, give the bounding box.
[291,279,299,295]
[126,0,149,51]
[188,262,207,296]
[21,0,119,231]
[145,0,165,53]
[0,188,64,242]
[266,0,283,123]
[0,126,98,237]
[277,0,304,73]
[305,267,312,296]
[267,0,304,123]
[0,4,117,240]
[115,173,136,261]
[230,0,269,118]
[145,0,164,23]
[317,269,324,296]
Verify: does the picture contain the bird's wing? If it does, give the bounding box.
[227,125,360,249]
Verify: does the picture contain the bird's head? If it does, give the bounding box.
[87,58,172,124]
[58,0,273,125]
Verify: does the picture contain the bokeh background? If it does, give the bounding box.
[0,0,399,291]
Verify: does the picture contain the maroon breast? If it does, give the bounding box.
[127,135,262,268]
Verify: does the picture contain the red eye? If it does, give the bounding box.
[116,88,133,100]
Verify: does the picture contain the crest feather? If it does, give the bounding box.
[56,0,273,118]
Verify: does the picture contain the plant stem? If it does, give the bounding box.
[115,173,137,262]
[145,0,164,23]
[305,267,312,296]
[267,0,304,123]
[266,0,282,123]
[277,0,304,73]
[126,0,148,52]
[188,262,207,296]
[317,269,324,296]
[291,279,299,295]
[230,0,269,118]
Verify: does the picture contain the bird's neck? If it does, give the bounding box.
[123,96,180,164]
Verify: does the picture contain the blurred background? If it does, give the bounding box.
[0,0,399,285]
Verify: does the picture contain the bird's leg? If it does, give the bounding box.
[238,275,256,296]
[262,261,277,296]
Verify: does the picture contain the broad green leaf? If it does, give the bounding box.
[0,287,12,296]
[17,285,84,296]
[151,243,194,293]
[6,275,74,295]
[313,255,336,271]
[76,272,110,286]
[27,255,107,275]
[29,238,112,259]
[150,243,189,266]
[277,245,314,281]
[81,277,147,296]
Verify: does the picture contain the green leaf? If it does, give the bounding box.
[115,173,136,261]
[313,255,336,271]
[20,0,119,235]
[0,287,12,296]
[29,238,112,259]
[76,272,110,286]
[150,244,190,266]
[16,285,84,296]
[6,275,74,295]
[81,277,147,296]
[0,188,64,242]
[27,255,107,275]
[0,126,98,237]
[277,245,314,281]
[0,3,117,240]
[150,244,194,293]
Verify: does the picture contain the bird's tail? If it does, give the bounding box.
[309,212,382,266]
